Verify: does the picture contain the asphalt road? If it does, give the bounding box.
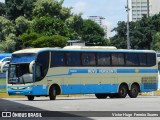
[1,95,160,120]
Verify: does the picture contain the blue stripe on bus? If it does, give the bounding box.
[60,83,157,94]
[8,83,158,96]
[60,84,119,94]
[47,69,158,77]
[117,69,158,73]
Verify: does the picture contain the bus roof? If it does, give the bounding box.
[13,47,156,54]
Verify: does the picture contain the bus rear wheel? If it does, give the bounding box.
[27,95,34,101]
[49,86,57,100]
[95,94,108,99]
[118,84,128,98]
[128,84,139,98]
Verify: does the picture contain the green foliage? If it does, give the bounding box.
[15,16,31,35]
[0,2,5,16]
[32,35,68,47]
[0,33,16,52]
[33,0,71,20]
[65,14,83,39]
[19,32,40,48]
[32,16,70,37]
[19,33,68,48]
[110,21,127,48]
[5,0,36,20]
[152,32,160,51]
[111,14,160,50]
[81,19,105,45]
[0,16,15,41]
[0,0,108,52]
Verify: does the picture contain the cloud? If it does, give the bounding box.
[0,0,5,3]
[72,1,88,14]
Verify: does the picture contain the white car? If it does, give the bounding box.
[0,57,11,72]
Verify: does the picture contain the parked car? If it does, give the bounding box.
[0,57,11,72]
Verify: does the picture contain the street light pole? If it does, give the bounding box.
[126,0,131,49]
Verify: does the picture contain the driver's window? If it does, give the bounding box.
[36,64,41,79]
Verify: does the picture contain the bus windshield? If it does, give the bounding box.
[11,53,36,63]
[8,53,36,84]
[8,64,33,84]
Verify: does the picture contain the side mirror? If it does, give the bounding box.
[29,60,35,73]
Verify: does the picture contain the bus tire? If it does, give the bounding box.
[118,84,128,98]
[49,86,57,100]
[27,95,34,101]
[128,84,139,98]
[95,94,108,99]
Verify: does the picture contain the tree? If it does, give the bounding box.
[152,32,160,51]
[0,2,5,16]
[18,32,40,48]
[0,16,15,41]
[19,33,68,48]
[110,21,127,49]
[15,16,31,36]
[111,15,157,49]
[81,19,105,45]
[0,33,16,52]
[33,0,71,20]
[65,14,83,39]
[32,35,68,47]
[5,0,36,20]
[32,16,70,37]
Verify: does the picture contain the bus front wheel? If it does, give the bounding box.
[49,86,57,100]
[27,95,34,101]
[95,94,108,99]
[128,84,139,98]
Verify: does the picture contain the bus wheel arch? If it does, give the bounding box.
[49,84,61,100]
[118,83,129,98]
[128,83,140,98]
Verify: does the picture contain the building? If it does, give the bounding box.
[129,0,160,21]
[88,16,108,38]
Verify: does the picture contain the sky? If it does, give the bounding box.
[63,0,127,37]
[0,0,127,38]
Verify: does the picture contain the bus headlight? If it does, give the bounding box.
[27,86,33,89]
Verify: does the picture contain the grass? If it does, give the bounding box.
[0,78,6,93]
[0,78,6,85]
[0,88,6,93]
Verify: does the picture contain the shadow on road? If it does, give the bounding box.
[0,99,93,119]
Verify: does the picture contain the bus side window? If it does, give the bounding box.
[36,64,42,79]
[36,52,49,81]
[66,53,81,66]
[139,53,147,66]
[147,53,156,66]
[158,62,160,71]
[97,53,110,66]
[82,53,95,66]
[126,53,138,66]
[112,53,125,66]
[51,52,65,67]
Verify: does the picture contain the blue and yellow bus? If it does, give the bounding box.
[6,46,158,100]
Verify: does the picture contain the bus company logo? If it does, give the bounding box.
[135,69,139,73]
[2,112,11,117]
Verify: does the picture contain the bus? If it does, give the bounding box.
[6,46,158,100]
